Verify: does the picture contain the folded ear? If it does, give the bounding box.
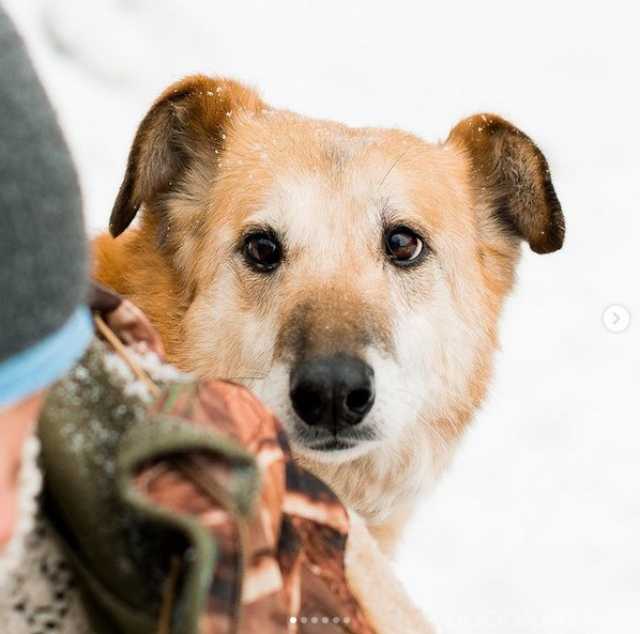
[110,74,264,237]
[447,114,564,254]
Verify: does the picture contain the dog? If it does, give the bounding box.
[94,74,564,561]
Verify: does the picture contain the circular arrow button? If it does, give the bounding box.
[602,304,631,333]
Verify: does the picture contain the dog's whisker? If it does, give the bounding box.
[377,149,411,189]
[413,411,450,455]
[216,370,268,381]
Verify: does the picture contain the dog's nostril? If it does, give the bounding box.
[345,388,373,413]
[291,383,325,425]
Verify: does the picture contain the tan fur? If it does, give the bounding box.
[95,75,564,563]
[345,511,435,633]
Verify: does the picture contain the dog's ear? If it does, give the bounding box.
[447,114,564,254]
[110,74,264,237]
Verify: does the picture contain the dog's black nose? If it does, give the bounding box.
[290,354,375,431]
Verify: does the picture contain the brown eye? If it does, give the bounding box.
[243,231,282,272]
[384,226,424,265]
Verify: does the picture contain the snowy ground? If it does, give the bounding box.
[5,1,639,632]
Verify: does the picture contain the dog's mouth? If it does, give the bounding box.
[291,423,380,462]
[307,438,357,452]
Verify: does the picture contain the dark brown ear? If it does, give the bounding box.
[447,114,564,254]
[110,74,264,237]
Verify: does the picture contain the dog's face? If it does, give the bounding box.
[178,119,488,466]
[99,75,564,523]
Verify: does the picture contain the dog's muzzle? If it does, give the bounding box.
[289,353,375,444]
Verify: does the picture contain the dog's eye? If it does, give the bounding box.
[243,231,282,272]
[384,226,424,265]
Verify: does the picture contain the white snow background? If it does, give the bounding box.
[5,1,639,632]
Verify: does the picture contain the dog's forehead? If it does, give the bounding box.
[231,112,449,237]
[248,172,387,250]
